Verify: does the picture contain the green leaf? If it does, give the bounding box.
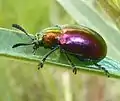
[0,27,120,79]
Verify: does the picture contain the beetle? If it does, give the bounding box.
[12,24,109,76]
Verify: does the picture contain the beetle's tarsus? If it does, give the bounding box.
[101,66,110,77]
[95,63,110,77]
[73,67,77,74]
[38,62,44,69]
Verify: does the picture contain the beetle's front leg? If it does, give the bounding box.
[38,45,59,69]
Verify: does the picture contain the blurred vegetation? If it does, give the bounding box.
[0,0,52,33]
[0,0,120,101]
[0,0,75,33]
[95,0,120,29]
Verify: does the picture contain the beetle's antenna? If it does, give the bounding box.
[12,43,34,48]
[12,24,34,40]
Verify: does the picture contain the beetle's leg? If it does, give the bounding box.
[32,40,41,55]
[32,46,38,55]
[32,49,37,55]
[38,45,59,69]
[61,49,77,74]
[94,63,110,77]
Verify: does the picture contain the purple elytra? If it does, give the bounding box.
[59,29,107,62]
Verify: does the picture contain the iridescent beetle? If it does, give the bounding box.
[12,24,109,76]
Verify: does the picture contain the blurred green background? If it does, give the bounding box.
[1,0,120,101]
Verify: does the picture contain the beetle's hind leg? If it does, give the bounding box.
[38,46,59,69]
[61,49,77,74]
[94,63,110,77]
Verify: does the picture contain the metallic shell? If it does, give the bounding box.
[59,26,107,62]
